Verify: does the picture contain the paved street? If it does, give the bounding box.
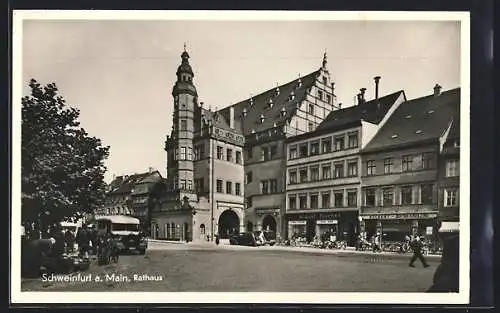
[21,241,439,292]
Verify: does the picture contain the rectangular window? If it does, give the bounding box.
[308,122,314,132]
[365,188,376,206]
[194,145,204,160]
[299,144,308,157]
[270,179,278,193]
[270,145,278,159]
[334,135,345,151]
[334,192,344,207]
[289,145,298,159]
[322,165,331,180]
[289,196,297,210]
[382,188,394,206]
[446,160,459,177]
[216,179,223,193]
[195,178,204,194]
[445,188,458,207]
[246,172,253,184]
[226,149,233,162]
[188,147,193,160]
[310,141,320,155]
[421,153,434,169]
[299,195,307,209]
[348,132,359,149]
[366,160,376,176]
[321,138,331,153]
[299,168,308,183]
[180,119,187,131]
[308,103,315,115]
[174,148,178,161]
[401,186,413,205]
[180,147,187,160]
[310,194,318,209]
[217,146,223,160]
[236,151,242,164]
[384,158,394,174]
[180,179,186,190]
[402,155,413,172]
[187,180,193,190]
[326,94,331,104]
[347,161,358,177]
[261,147,270,161]
[334,163,344,178]
[261,181,269,194]
[420,184,434,204]
[347,191,357,207]
[321,193,330,209]
[235,183,241,196]
[310,166,319,181]
[317,90,323,100]
[289,170,297,184]
[226,181,232,194]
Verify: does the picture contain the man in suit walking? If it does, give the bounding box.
[409,235,430,268]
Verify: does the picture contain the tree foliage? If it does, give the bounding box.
[22,79,110,226]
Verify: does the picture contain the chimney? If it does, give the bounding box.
[360,88,366,103]
[229,106,235,128]
[374,76,381,100]
[356,93,362,105]
[434,84,442,96]
[338,103,342,109]
[148,167,154,173]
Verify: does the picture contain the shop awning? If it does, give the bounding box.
[439,221,459,233]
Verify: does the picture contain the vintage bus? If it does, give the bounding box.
[95,215,148,254]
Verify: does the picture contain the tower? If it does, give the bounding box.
[169,46,198,202]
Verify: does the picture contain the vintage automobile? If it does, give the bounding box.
[229,232,258,247]
[95,215,148,254]
[253,230,277,246]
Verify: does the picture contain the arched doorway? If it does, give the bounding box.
[218,210,240,239]
[262,215,277,233]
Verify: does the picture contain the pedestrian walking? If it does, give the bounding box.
[372,232,382,253]
[64,228,75,252]
[215,234,220,246]
[76,225,90,258]
[409,235,430,268]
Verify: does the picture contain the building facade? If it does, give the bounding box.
[284,79,406,245]
[359,85,460,244]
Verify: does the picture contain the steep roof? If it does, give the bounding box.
[315,90,405,132]
[363,88,460,153]
[108,171,161,195]
[218,70,321,136]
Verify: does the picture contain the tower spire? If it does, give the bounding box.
[183,42,187,52]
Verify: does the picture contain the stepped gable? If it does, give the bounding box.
[218,70,321,136]
[108,172,154,195]
[363,88,460,153]
[316,90,405,132]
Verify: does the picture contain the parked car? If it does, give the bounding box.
[229,232,258,246]
[253,230,277,246]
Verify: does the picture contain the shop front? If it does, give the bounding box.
[286,210,359,245]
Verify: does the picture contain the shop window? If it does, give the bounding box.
[421,152,434,169]
[310,166,319,181]
[299,144,308,157]
[235,183,241,196]
[334,163,344,178]
[289,170,297,184]
[226,149,233,162]
[216,180,223,193]
[310,194,319,209]
[299,168,308,183]
[289,145,298,159]
[321,193,330,208]
[365,188,375,206]
[366,160,376,176]
[446,160,459,177]
[348,132,359,149]
[310,141,319,155]
[347,191,357,207]
[347,161,358,177]
[217,146,223,160]
[401,186,413,204]
[334,192,344,207]
[270,179,278,193]
[402,155,413,172]
[420,184,434,204]
[382,188,394,206]
[299,195,307,209]
[321,138,331,153]
[384,158,394,174]
[444,188,458,207]
[236,151,242,164]
[289,196,297,210]
[334,135,345,151]
[322,165,331,180]
[261,181,269,194]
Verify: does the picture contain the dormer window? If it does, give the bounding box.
[280,107,286,117]
[249,97,254,106]
[275,86,280,96]
[405,114,412,119]
[242,108,247,117]
[427,110,435,114]
[391,134,398,139]
[289,91,295,101]
[415,130,423,134]
[260,114,265,124]
[268,99,273,108]
[298,77,302,88]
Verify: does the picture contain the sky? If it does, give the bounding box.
[21,17,461,183]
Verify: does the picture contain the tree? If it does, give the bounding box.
[22,79,110,230]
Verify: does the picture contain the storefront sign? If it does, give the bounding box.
[255,208,279,215]
[288,220,306,225]
[361,213,437,220]
[287,212,342,221]
[316,220,338,225]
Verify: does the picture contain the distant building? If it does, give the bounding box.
[359,85,460,243]
[284,77,406,245]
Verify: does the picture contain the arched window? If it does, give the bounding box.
[200,224,205,235]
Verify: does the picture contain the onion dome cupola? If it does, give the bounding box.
[172,44,198,97]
